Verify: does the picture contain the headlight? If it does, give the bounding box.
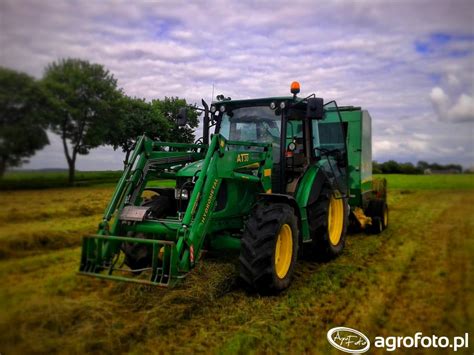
[279,101,286,109]
[175,188,189,200]
[270,101,277,110]
[219,105,226,112]
[210,105,217,113]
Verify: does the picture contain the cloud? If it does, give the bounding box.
[430,87,474,122]
[1,0,473,169]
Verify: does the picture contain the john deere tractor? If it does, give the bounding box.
[79,82,388,292]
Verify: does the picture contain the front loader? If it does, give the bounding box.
[79,82,388,292]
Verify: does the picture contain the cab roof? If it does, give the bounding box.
[211,96,296,107]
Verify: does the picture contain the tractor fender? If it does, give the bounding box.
[292,165,330,241]
[257,193,302,223]
[256,192,304,246]
[294,165,328,208]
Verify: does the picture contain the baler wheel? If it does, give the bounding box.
[369,216,383,234]
[367,199,389,230]
[310,188,348,260]
[239,202,298,293]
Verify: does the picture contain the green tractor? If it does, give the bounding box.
[79,82,388,292]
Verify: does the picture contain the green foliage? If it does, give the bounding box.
[41,58,122,183]
[151,96,200,143]
[372,160,420,174]
[105,96,170,165]
[373,160,463,174]
[104,96,200,166]
[417,160,463,172]
[0,67,49,176]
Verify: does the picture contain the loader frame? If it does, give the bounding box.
[79,133,274,285]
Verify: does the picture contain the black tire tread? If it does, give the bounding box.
[366,199,389,231]
[239,202,298,293]
[309,186,348,260]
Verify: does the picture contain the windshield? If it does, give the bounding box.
[219,106,281,144]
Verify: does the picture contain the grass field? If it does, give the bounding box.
[0,170,123,190]
[0,174,472,353]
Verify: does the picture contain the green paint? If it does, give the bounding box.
[323,106,375,208]
[79,97,379,286]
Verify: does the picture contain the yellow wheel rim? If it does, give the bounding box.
[383,206,388,227]
[275,224,293,279]
[328,195,344,245]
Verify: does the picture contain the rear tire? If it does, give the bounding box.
[309,187,348,260]
[239,202,299,293]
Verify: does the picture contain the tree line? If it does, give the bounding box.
[373,160,464,174]
[0,58,199,183]
[1,59,466,183]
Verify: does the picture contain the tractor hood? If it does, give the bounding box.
[176,159,204,178]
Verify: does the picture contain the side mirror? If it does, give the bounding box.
[307,97,324,120]
[177,107,188,126]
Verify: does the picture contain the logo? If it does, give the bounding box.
[200,179,219,224]
[236,153,249,163]
[327,327,370,354]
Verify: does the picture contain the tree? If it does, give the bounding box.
[150,97,200,143]
[372,161,382,174]
[416,160,430,171]
[41,59,122,184]
[105,95,170,167]
[398,162,420,174]
[380,160,401,174]
[0,67,49,177]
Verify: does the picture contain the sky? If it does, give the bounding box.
[1,0,473,170]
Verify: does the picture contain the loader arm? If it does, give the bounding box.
[175,134,273,271]
[79,134,273,286]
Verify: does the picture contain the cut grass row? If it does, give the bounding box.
[0,186,472,353]
[0,182,173,258]
[0,186,112,258]
[0,173,470,259]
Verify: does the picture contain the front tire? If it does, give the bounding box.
[239,202,299,293]
[122,195,171,272]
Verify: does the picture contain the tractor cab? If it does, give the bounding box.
[207,84,348,196]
